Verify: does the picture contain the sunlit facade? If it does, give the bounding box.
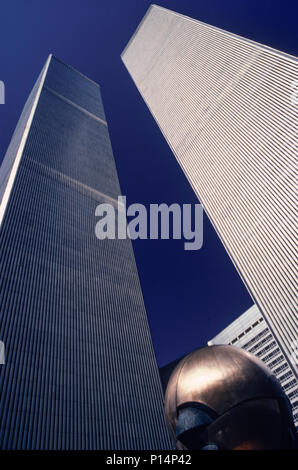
[122,5,298,376]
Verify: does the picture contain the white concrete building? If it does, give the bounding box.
[122,5,298,376]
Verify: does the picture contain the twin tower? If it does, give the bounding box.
[0,5,297,449]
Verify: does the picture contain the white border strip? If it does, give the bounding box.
[0,54,52,228]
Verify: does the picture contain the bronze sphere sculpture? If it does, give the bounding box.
[165,345,297,450]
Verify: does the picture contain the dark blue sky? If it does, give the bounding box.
[0,0,297,366]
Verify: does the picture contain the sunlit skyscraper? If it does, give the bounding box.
[0,55,171,449]
[122,5,298,376]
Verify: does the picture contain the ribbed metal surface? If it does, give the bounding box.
[0,66,44,205]
[0,56,171,449]
[122,5,298,375]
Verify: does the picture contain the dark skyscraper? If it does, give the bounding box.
[0,55,171,450]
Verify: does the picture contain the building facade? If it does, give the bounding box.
[209,304,298,430]
[0,55,171,450]
[122,5,298,376]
